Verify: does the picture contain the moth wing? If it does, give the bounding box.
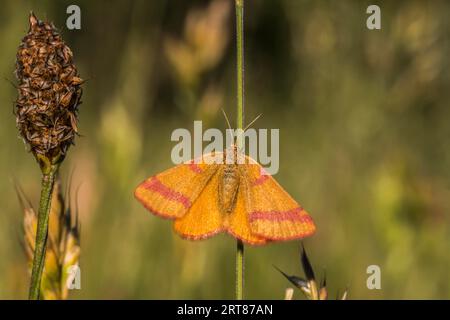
[134,153,221,219]
[225,176,267,245]
[173,170,224,240]
[240,159,316,241]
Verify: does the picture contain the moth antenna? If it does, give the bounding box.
[221,108,235,146]
[243,113,262,131]
[221,108,233,130]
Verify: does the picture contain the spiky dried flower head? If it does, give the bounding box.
[15,13,83,172]
[276,245,348,300]
[20,178,80,300]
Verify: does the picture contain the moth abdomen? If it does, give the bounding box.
[218,165,240,213]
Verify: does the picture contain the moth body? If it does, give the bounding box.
[218,164,240,213]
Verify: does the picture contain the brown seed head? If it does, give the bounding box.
[15,13,83,170]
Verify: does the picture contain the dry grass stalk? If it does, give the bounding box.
[15,12,83,300]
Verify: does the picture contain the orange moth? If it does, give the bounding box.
[134,143,316,245]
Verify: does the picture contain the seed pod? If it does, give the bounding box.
[15,13,83,171]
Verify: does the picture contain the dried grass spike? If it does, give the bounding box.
[15,12,83,170]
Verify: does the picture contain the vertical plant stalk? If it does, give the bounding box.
[15,13,83,299]
[235,0,245,301]
[21,174,81,300]
[236,238,244,300]
[29,164,59,299]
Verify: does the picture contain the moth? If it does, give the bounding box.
[134,144,316,245]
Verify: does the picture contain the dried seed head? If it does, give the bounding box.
[15,13,83,171]
[277,245,349,300]
[284,288,294,300]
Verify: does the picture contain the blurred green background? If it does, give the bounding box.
[1,0,450,299]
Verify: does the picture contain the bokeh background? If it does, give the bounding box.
[1,0,450,299]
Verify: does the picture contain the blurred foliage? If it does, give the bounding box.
[1,0,449,299]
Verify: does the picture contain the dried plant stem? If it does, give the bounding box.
[236,0,244,138]
[235,0,245,300]
[29,164,59,299]
[236,240,244,300]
